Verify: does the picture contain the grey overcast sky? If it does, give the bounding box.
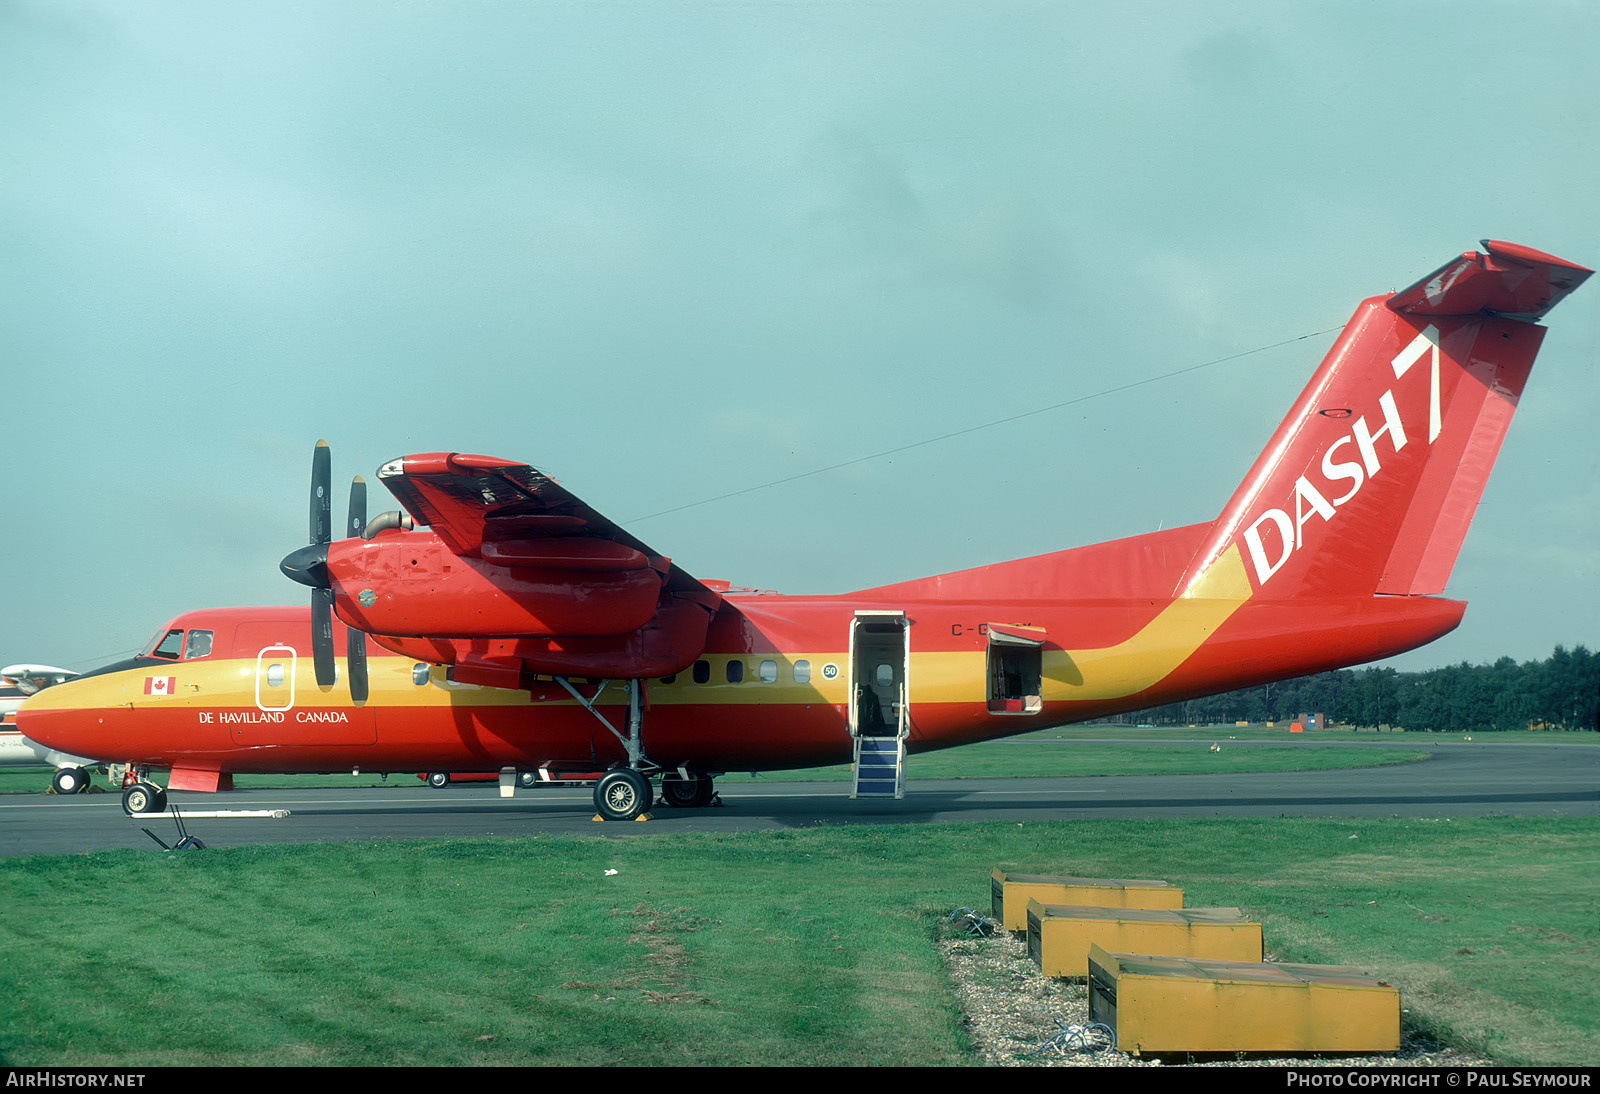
[3,1,1596,674]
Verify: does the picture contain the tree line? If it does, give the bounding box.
[1122,645,1598,732]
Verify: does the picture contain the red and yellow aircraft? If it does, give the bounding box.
[19,241,1591,820]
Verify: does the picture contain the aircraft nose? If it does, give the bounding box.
[280,543,330,588]
[14,676,94,752]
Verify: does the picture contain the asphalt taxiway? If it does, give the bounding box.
[3,737,1594,857]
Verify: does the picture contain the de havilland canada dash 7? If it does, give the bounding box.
[19,241,1592,820]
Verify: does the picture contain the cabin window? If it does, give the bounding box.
[875,663,894,689]
[412,663,430,686]
[266,664,286,687]
[793,660,811,684]
[759,660,777,683]
[658,674,676,685]
[147,629,184,660]
[183,630,213,660]
[726,660,744,684]
[692,660,710,684]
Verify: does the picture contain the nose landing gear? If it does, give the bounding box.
[121,781,168,816]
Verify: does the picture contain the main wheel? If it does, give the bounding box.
[518,771,537,789]
[594,769,652,821]
[121,782,167,816]
[659,774,712,808]
[51,766,89,795]
[427,772,450,788]
[658,774,694,808]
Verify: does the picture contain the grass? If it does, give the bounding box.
[1,818,1595,1066]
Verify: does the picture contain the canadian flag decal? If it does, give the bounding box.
[144,676,177,696]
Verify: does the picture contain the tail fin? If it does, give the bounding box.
[1180,240,1590,600]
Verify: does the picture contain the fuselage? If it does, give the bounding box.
[18,532,1463,779]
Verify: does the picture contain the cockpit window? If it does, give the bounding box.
[183,630,214,660]
[146,629,185,660]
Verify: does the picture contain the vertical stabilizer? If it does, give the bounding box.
[1180,241,1590,600]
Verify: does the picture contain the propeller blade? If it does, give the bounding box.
[311,440,332,546]
[346,475,369,704]
[347,629,368,705]
[348,476,367,540]
[312,587,336,688]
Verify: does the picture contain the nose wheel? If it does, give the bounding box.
[121,781,168,816]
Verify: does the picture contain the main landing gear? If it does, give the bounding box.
[591,769,716,820]
[551,676,719,821]
[594,769,653,822]
[658,772,716,809]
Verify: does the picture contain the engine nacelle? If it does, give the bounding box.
[327,530,667,639]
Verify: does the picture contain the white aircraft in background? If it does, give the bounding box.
[1,664,98,794]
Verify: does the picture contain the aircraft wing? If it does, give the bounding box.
[375,452,712,598]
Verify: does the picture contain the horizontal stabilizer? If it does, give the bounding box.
[1387,240,1592,321]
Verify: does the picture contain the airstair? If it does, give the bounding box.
[851,732,906,799]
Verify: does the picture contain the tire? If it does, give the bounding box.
[427,772,450,788]
[518,772,537,789]
[658,774,693,808]
[122,782,167,816]
[688,776,716,807]
[51,767,88,795]
[659,774,711,808]
[593,769,651,821]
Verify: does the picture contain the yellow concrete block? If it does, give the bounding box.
[1026,902,1262,978]
[1087,945,1401,1055]
[990,869,1181,932]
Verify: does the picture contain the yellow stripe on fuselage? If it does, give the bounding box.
[916,545,1252,703]
[1051,542,1251,700]
[23,658,531,713]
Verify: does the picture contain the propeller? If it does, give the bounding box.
[280,441,368,704]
